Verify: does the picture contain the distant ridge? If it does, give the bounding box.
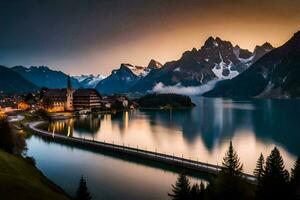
[95,59,162,94]
[0,65,39,94]
[11,66,80,89]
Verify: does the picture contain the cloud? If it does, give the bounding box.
[152,81,218,96]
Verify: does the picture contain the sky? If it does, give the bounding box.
[1,0,300,76]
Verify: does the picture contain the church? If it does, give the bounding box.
[43,77,102,112]
[43,76,74,112]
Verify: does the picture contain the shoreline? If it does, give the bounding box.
[27,121,256,184]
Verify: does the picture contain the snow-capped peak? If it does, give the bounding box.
[121,61,161,77]
[73,74,106,88]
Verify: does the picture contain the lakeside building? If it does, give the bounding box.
[73,89,102,111]
[43,77,102,112]
[43,76,74,112]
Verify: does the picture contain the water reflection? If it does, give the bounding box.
[45,97,300,173]
[26,136,206,200]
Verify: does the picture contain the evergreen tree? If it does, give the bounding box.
[253,153,264,182]
[75,176,92,200]
[257,147,289,199]
[291,156,300,184]
[291,156,300,199]
[200,181,205,194]
[205,142,252,200]
[168,172,191,200]
[221,141,243,176]
[190,182,205,200]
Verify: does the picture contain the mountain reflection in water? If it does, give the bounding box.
[46,97,300,173]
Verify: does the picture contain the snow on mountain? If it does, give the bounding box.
[11,66,81,89]
[95,63,141,94]
[204,31,300,98]
[73,74,106,88]
[73,75,90,82]
[122,64,147,77]
[130,37,274,94]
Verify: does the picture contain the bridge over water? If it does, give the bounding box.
[28,121,256,183]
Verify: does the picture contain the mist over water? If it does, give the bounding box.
[152,81,218,95]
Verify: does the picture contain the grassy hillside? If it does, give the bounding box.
[0,150,69,200]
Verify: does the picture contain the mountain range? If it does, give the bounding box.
[95,60,162,94]
[0,66,39,94]
[1,31,300,98]
[73,74,106,88]
[204,31,300,98]
[11,66,81,89]
[128,37,273,93]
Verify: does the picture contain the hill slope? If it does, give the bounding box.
[0,65,39,94]
[0,150,69,200]
[12,66,80,89]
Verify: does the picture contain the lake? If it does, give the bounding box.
[27,97,300,199]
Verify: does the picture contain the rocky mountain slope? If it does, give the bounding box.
[129,37,273,93]
[204,31,300,98]
[95,60,162,94]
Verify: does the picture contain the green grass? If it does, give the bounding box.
[0,150,70,200]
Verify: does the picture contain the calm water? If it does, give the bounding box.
[27,97,300,199]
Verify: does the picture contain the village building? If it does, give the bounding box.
[43,76,74,112]
[18,101,30,110]
[73,89,102,111]
[43,77,102,112]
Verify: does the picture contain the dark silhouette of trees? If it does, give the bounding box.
[138,94,194,108]
[253,153,264,182]
[256,147,290,199]
[190,182,205,200]
[75,176,92,200]
[291,156,300,199]
[36,109,51,121]
[42,97,53,110]
[0,118,26,155]
[168,172,191,200]
[168,145,300,200]
[205,141,253,200]
[0,118,14,153]
[221,141,243,176]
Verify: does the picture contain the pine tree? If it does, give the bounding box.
[221,141,243,176]
[253,153,264,182]
[200,181,205,193]
[291,156,300,199]
[291,156,300,184]
[206,141,252,200]
[75,176,92,200]
[168,172,191,200]
[190,183,200,200]
[257,147,289,199]
[190,182,205,200]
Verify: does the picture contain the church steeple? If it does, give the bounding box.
[66,75,73,111]
[67,75,72,89]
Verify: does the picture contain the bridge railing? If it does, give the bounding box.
[29,121,256,181]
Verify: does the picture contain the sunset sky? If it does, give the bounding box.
[1,0,300,75]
